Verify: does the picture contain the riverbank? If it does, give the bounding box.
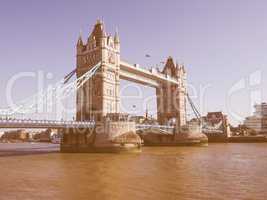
[228,135,267,143]
[0,143,59,157]
[205,135,267,143]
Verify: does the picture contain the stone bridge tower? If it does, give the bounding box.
[156,57,187,126]
[76,20,120,121]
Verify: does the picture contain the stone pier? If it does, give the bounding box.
[60,114,142,153]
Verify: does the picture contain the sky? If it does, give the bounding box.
[0,0,267,125]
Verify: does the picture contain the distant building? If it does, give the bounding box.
[130,116,158,125]
[206,112,226,124]
[194,112,231,142]
[244,103,267,134]
[33,129,59,142]
[130,116,146,124]
[1,129,29,142]
[130,110,158,125]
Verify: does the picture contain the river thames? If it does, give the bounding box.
[0,143,266,200]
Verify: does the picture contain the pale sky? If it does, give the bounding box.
[0,0,267,125]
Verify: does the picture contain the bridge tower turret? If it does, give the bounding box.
[156,57,187,126]
[76,33,84,54]
[114,29,120,51]
[76,20,121,121]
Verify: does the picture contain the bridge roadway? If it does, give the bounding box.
[0,119,174,131]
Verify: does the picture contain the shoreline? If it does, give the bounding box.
[0,138,266,157]
[0,143,59,157]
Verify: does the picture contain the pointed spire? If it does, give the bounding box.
[96,18,102,25]
[176,60,179,68]
[166,56,175,68]
[181,64,186,72]
[90,19,107,46]
[114,27,120,43]
[163,56,176,76]
[77,30,83,46]
[100,18,107,37]
[102,23,107,38]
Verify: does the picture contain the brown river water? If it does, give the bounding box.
[0,143,266,200]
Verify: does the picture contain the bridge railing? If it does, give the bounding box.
[0,119,176,130]
[136,124,174,131]
[0,118,224,133]
[0,118,95,128]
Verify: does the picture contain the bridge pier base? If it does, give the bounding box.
[60,114,142,153]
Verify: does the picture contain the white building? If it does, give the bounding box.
[244,103,267,134]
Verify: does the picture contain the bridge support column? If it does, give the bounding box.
[76,20,121,122]
[156,57,187,126]
[60,114,142,153]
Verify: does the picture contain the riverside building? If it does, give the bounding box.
[244,103,267,134]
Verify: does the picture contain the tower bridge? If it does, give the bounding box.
[0,20,204,152]
[76,20,187,126]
